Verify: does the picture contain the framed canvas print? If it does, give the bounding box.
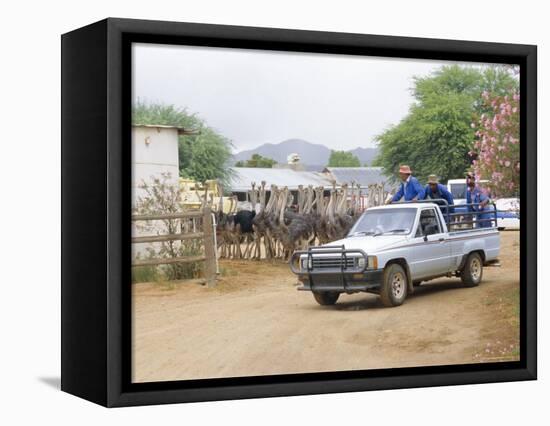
[61,18,537,407]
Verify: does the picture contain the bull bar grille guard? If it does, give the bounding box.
[289,245,369,292]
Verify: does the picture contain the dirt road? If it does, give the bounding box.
[132,231,520,383]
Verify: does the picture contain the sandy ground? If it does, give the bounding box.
[132,231,520,383]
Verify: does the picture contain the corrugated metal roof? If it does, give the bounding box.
[323,167,392,190]
[229,167,333,192]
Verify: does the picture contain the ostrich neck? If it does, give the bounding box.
[278,192,287,224]
[339,188,348,215]
[318,192,325,218]
[327,193,335,223]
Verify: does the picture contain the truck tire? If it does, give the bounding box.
[313,291,340,306]
[380,263,408,307]
[461,252,483,287]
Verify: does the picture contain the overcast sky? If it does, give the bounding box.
[133,43,496,153]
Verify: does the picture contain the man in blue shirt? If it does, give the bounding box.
[390,165,425,203]
[423,175,454,216]
[466,174,493,228]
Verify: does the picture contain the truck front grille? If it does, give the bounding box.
[312,257,356,269]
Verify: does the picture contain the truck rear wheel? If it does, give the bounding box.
[380,263,408,307]
[313,291,340,306]
[461,252,483,287]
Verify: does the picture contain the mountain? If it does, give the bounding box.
[349,147,379,166]
[232,139,330,166]
[232,139,379,169]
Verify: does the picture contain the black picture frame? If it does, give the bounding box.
[61,17,537,407]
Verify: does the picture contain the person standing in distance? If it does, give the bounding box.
[466,174,493,228]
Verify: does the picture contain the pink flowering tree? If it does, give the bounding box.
[470,90,520,197]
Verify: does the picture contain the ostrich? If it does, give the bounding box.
[257,184,280,259]
[314,186,330,245]
[348,180,362,217]
[290,185,318,249]
[250,181,267,260]
[335,183,354,238]
[367,183,387,208]
[267,186,286,258]
[265,186,289,259]
[217,196,238,259]
[325,186,339,241]
[237,182,258,259]
[223,185,257,260]
[274,186,298,260]
[233,208,256,259]
[323,183,354,241]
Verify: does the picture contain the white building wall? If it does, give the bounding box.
[132,125,181,261]
[132,126,180,205]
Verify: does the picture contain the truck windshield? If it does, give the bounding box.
[348,208,417,236]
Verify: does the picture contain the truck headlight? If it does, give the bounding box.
[300,257,312,270]
[359,256,377,269]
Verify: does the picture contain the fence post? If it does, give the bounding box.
[202,207,217,288]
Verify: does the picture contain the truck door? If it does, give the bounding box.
[408,208,451,278]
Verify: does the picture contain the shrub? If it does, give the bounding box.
[133,173,205,281]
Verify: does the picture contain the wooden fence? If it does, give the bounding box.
[131,207,217,287]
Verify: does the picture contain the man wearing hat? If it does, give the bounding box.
[466,173,493,228]
[423,175,455,215]
[389,165,425,203]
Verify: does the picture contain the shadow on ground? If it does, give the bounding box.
[302,279,471,311]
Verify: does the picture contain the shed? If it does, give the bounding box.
[131,124,196,259]
[229,167,333,192]
[228,167,334,202]
[131,124,195,204]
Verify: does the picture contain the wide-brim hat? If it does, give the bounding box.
[399,165,412,174]
[427,174,439,184]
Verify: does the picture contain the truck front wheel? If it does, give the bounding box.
[380,263,408,307]
[461,252,483,287]
[313,291,340,306]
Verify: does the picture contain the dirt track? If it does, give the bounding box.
[132,231,520,383]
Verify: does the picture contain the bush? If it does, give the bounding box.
[131,265,160,284]
[133,172,206,281]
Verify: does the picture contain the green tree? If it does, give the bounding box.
[235,153,277,168]
[327,150,361,167]
[373,65,518,182]
[133,101,233,186]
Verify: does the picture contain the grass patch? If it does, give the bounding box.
[476,284,520,362]
[132,265,160,283]
[503,285,520,328]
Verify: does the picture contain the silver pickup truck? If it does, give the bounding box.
[289,201,500,307]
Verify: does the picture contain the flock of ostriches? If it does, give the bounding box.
[215,181,387,261]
